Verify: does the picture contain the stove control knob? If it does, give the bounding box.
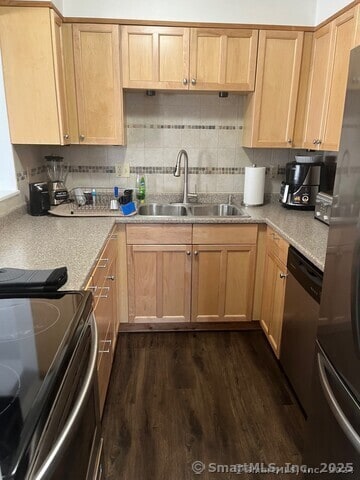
[302,195,309,203]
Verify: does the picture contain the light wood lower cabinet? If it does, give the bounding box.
[127,245,192,323]
[126,225,258,324]
[191,245,256,322]
[86,227,119,416]
[260,228,289,358]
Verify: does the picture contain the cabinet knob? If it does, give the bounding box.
[191,78,197,85]
[287,138,292,144]
[64,134,69,140]
[280,273,288,279]
[313,139,318,144]
[79,134,85,141]
[183,78,188,85]
[317,139,322,145]
[186,251,191,256]
[106,275,115,281]
[194,250,199,256]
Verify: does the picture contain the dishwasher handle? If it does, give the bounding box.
[33,314,98,480]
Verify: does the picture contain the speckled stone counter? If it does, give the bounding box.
[0,213,115,290]
[0,201,328,292]
[114,202,328,271]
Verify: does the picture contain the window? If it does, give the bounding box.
[0,51,18,201]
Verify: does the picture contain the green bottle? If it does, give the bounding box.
[136,174,146,203]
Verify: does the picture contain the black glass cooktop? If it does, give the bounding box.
[0,291,91,480]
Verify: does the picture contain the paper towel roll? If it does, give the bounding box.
[243,166,266,206]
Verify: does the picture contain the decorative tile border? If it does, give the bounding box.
[127,123,243,130]
[16,164,285,181]
[67,165,285,175]
[16,165,46,181]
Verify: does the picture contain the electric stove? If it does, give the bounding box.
[0,291,93,480]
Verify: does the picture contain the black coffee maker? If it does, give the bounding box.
[29,182,50,216]
[280,161,324,210]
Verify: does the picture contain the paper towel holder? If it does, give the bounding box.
[242,164,266,207]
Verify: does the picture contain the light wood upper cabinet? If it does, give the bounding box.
[243,30,304,148]
[322,9,357,150]
[121,26,257,91]
[191,245,256,322]
[0,7,70,145]
[189,28,258,91]
[121,26,190,90]
[127,245,192,323]
[302,24,334,149]
[302,8,356,151]
[73,24,124,145]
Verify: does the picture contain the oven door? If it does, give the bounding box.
[28,315,104,480]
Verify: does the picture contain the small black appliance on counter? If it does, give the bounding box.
[29,182,50,216]
[280,160,323,210]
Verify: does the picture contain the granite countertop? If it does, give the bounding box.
[114,202,328,271]
[0,212,115,290]
[0,201,328,292]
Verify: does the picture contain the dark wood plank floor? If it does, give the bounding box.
[102,331,305,480]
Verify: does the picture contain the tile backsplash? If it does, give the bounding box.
[33,92,309,200]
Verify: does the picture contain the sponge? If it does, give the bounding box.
[120,201,137,216]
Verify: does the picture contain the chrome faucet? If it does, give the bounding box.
[173,149,198,204]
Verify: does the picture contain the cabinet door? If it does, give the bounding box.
[260,252,287,358]
[243,30,303,147]
[189,28,258,91]
[303,24,333,150]
[73,24,124,145]
[192,245,256,322]
[260,252,276,335]
[121,26,190,90]
[267,257,287,357]
[0,7,69,144]
[128,245,192,323]
[321,9,356,151]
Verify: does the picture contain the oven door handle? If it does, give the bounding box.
[33,314,98,480]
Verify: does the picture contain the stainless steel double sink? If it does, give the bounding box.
[137,203,249,217]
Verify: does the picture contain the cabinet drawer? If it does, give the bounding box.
[193,224,257,245]
[266,227,289,265]
[97,324,113,416]
[126,225,192,244]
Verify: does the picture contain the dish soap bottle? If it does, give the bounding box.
[136,174,146,204]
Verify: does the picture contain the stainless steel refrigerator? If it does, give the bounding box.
[302,46,360,477]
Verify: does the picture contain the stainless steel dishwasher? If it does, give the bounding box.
[280,246,323,415]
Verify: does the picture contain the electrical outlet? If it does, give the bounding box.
[115,162,130,178]
[269,165,277,179]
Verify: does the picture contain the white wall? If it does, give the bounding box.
[316,0,353,24]
[21,0,63,12]
[63,0,316,26]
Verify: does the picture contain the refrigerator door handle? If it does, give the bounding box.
[318,352,360,454]
[351,237,360,357]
